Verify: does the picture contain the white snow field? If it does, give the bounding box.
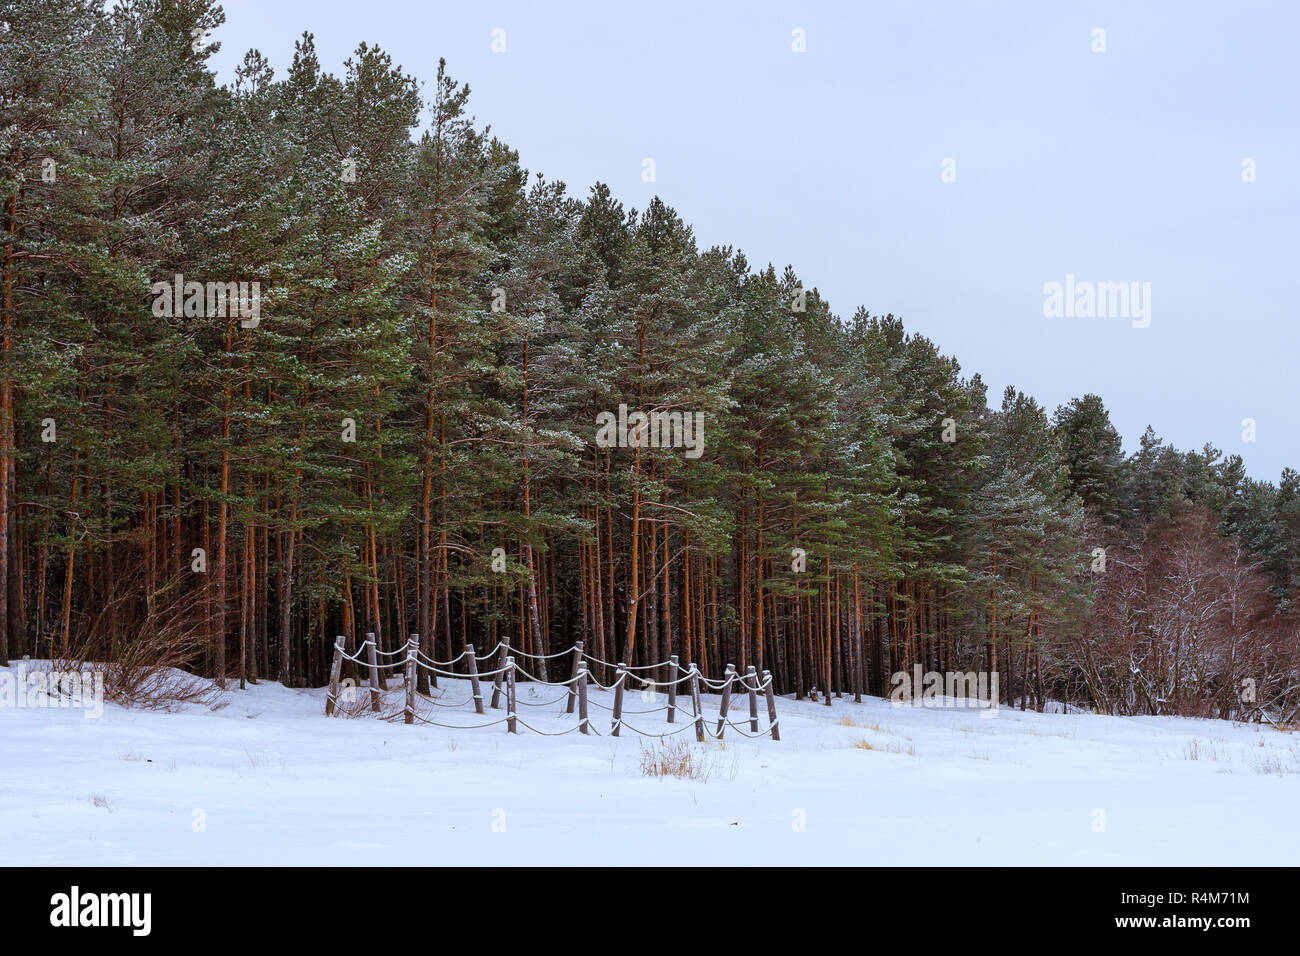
[3,664,1299,866]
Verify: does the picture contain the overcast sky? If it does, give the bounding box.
[208,0,1299,482]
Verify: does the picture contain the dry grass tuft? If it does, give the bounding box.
[639,740,736,781]
[1250,742,1300,774]
[1183,738,1223,762]
[853,737,915,755]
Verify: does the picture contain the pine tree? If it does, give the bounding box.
[1053,394,1125,526]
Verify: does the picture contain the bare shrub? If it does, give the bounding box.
[58,568,217,711]
[1071,508,1300,722]
[331,682,383,718]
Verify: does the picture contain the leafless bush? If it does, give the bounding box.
[1065,508,1300,721]
[59,568,217,711]
[332,682,386,718]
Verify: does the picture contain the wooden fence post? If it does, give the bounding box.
[505,657,517,733]
[611,662,627,737]
[404,637,417,725]
[491,639,511,710]
[466,643,484,714]
[690,664,704,742]
[365,632,381,712]
[578,665,589,735]
[747,664,760,733]
[763,668,781,741]
[715,663,736,737]
[325,636,345,717]
[566,640,584,714]
[667,654,679,723]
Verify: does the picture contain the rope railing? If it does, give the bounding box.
[323,637,781,741]
[503,646,575,662]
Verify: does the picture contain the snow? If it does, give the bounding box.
[3,663,1298,865]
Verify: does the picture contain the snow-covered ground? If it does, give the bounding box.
[3,663,1298,865]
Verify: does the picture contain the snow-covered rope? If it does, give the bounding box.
[415,648,464,669]
[673,661,771,691]
[506,646,576,662]
[693,673,735,691]
[413,658,514,680]
[627,671,695,689]
[421,647,470,668]
[477,641,505,661]
[612,718,701,739]
[704,718,778,739]
[409,643,504,669]
[335,645,370,665]
[510,718,589,736]
[396,712,514,731]
[585,697,671,715]
[578,654,665,673]
[415,691,480,709]
[510,693,571,708]
[509,661,581,687]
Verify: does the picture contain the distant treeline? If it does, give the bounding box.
[2,0,1297,722]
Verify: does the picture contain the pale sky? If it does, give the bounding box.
[209,0,1300,482]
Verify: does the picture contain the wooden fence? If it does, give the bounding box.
[325,637,780,741]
